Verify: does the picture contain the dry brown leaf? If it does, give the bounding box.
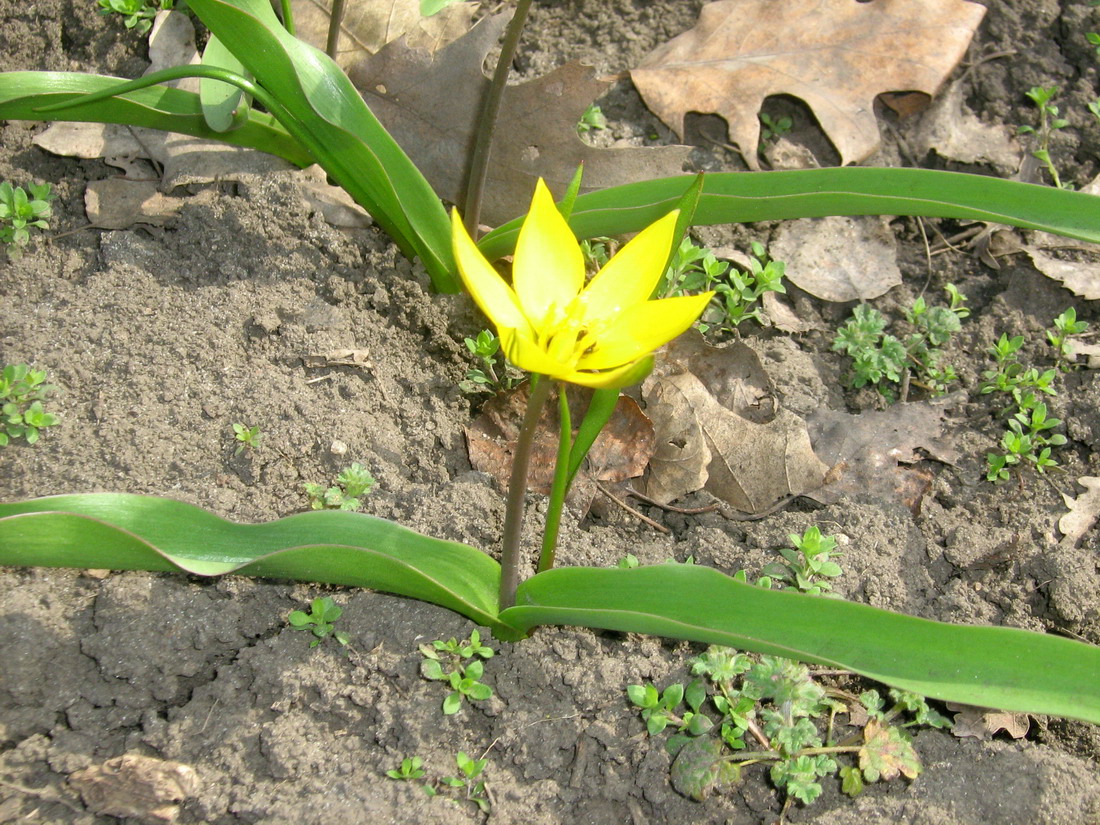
[769,216,901,302]
[632,0,984,169]
[465,384,655,507]
[947,703,1030,741]
[70,754,200,823]
[348,14,691,225]
[1058,476,1100,547]
[643,339,827,512]
[1020,244,1100,300]
[84,179,189,229]
[292,0,476,69]
[910,79,1021,171]
[807,395,959,513]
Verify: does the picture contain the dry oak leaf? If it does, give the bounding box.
[69,754,199,824]
[946,703,1030,741]
[348,14,691,226]
[643,341,827,513]
[632,0,985,169]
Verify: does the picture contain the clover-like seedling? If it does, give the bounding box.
[419,630,494,715]
[287,596,350,648]
[304,462,376,511]
[97,0,173,34]
[231,423,263,455]
[759,112,793,145]
[459,329,520,394]
[386,756,427,781]
[762,526,843,596]
[631,646,949,815]
[0,181,54,259]
[0,364,59,446]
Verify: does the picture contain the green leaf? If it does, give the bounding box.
[478,169,1100,260]
[670,736,733,801]
[200,33,253,132]
[442,692,462,715]
[0,494,505,632]
[503,565,1100,724]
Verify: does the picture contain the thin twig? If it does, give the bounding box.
[623,486,720,515]
[595,482,669,533]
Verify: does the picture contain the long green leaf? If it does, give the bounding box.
[186,0,456,290]
[503,565,1100,724]
[0,72,313,166]
[0,494,504,631]
[478,169,1100,260]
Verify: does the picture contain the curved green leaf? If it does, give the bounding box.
[502,565,1100,724]
[0,71,313,166]
[478,169,1100,260]
[0,494,504,631]
[200,34,253,133]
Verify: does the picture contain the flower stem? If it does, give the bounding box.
[538,385,572,573]
[499,374,553,609]
[463,0,533,237]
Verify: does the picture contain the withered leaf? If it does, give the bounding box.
[807,395,960,513]
[632,0,984,169]
[947,703,1030,741]
[84,179,188,229]
[859,718,921,782]
[348,14,691,225]
[1058,476,1100,548]
[465,383,655,505]
[643,339,827,513]
[769,216,902,303]
[70,754,200,823]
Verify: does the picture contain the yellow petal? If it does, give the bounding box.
[580,210,679,320]
[452,209,528,332]
[511,179,586,326]
[564,355,655,389]
[578,292,713,370]
[499,328,571,378]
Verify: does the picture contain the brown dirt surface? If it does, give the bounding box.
[2,1,1099,823]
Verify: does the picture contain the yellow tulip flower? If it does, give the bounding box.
[452,180,714,388]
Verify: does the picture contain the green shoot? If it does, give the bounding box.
[459,329,520,394]
[759,112,793,145]
[439,752,490,813]
[304,463,376,511]
[762,526,843,596]
[0,181,54,259]
[1019,86,1070,189]
[231,422,263,455]
[577,103,608,134]
[661,238,786,332]
[629,647,949,813]
[1047,307,1088,369]
[419,631,495,715]
[0,364,59,446]
[97,0,175,34]
[386,756,427,781]
[287,596,350,648]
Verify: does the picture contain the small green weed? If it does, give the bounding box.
[1047,307,1089,369]
[304,462,376,510]
[97,0,175,34]
[435,751,491,813]
[287,596,350,648]
[661,238,786,332]
[759,112,793,146]
[832,285,968,399]
[459,329,520,394]
[759,526,843,596]
[1019,86,1070,189]
[577,103,608,134]
[0,181,54,259]
[628,647,949,820]
[980,316,1077,482]
[386,755,427,781]
[1,364,59,446]
[419,631,495,715]
[231,422,263,455]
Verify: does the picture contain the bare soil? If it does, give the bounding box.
[1,1,1099,823]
